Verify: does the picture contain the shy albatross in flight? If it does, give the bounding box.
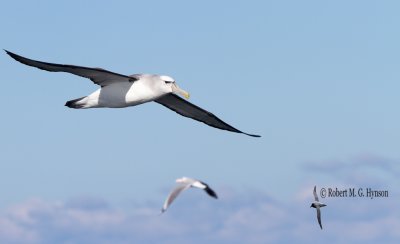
[161,177,218,213]
[310,185,327,229]
[5,50,260,137]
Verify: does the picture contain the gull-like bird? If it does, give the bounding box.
[161,177,218,213]
[310,185,327,229]
[5,50,260,137]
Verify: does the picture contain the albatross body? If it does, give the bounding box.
[161,177,218,213]
[66,74,180,109]
[5,50,260,137]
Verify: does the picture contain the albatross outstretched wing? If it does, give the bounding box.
[5,50,137,87]
[161,183,191,213]
[155,94,260,137]
[202,183,218,199]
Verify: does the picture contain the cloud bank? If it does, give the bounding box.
[0,188,397,244]
[0,154,397,243]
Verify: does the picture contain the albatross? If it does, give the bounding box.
[5,50,260,137]
[161,177,218,213]
[310,185,327,229]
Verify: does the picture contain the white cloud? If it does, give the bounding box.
[302,154,400,187]
[0,217,38,243]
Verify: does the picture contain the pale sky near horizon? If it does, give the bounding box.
[0,1,399,243]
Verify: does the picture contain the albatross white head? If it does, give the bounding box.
[176,177,190,183]
[159,75,190,99]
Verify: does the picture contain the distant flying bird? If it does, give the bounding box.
[5,50,260,137]
[310,186,327,229]
[161,177,218,213]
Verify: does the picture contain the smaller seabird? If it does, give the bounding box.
[310,185,327,229]
[161,177,218,213]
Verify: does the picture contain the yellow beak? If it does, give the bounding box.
[172,83,190,99]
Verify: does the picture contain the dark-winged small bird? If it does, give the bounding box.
[161,177,218,213]
[310,185,327,229]
[5,50,260,137]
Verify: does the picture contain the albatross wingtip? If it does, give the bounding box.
[4,50,19,60]
[4,49,12,55]
[244,133,261,138]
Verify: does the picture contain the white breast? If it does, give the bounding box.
[97,79,166,108]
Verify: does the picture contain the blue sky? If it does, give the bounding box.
[0,0,399,243]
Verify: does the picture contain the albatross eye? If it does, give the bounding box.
[160,75,175,84]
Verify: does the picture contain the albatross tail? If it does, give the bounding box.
[65,96,87,109]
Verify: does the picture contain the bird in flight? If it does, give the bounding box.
[6,50,260,137]
[310,185,327,229]
[161,177,218,213]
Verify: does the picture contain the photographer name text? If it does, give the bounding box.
[320,187,388,199]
